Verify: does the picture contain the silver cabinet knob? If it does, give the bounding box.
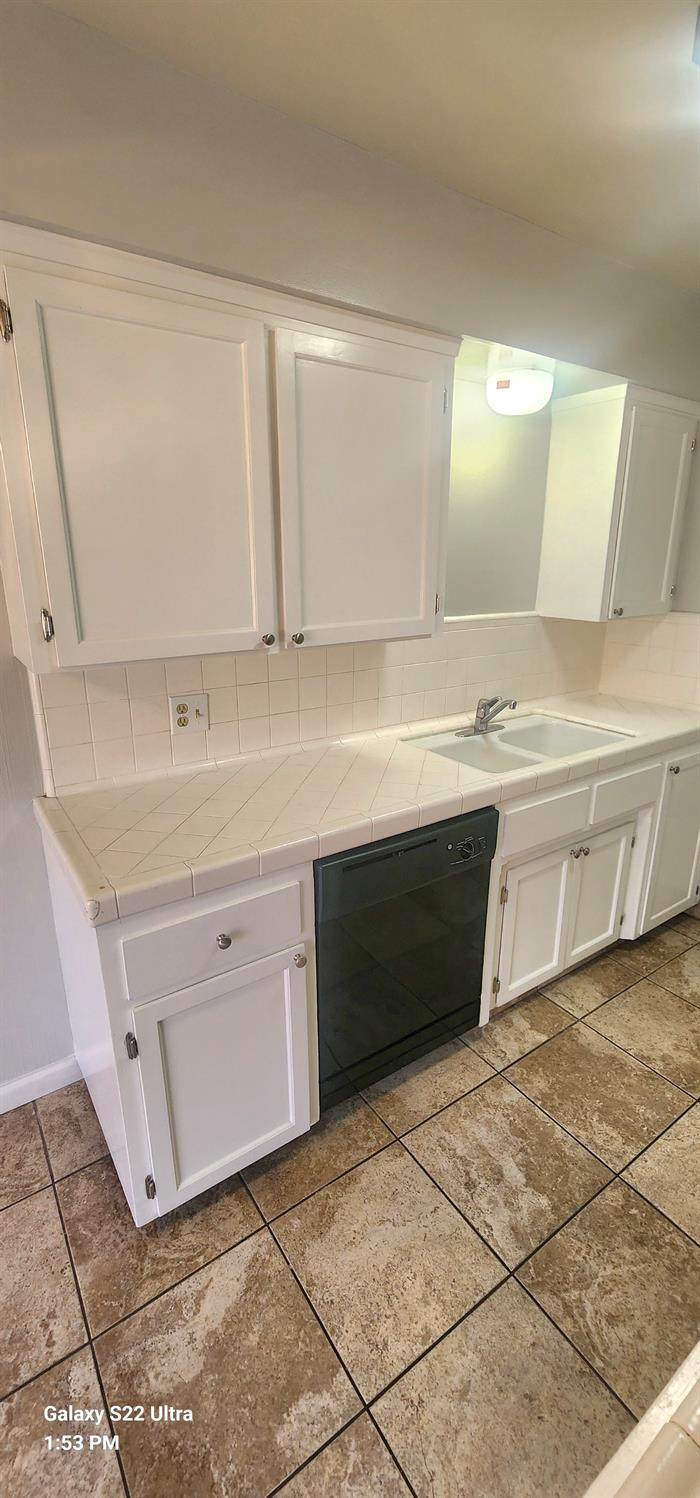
[582,846,590,856]
[571,847,582,858]
[261,633,276,646]
[669,764,681,774]
[291,633,305,645]
[293,952,307,968]
[216,933,232,950]
[613,607,624,617]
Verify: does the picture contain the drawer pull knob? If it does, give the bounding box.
[613,607,624,617]
[216,933,233,950]
[293,952,307,968]
[582,846,590,856]
[291,633,305,645]
[669,764,680,775]
[571,847,582,858]
[261,633,276,646]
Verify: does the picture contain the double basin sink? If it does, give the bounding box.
[411,713,631,774]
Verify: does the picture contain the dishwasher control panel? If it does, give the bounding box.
[447,834,488,861]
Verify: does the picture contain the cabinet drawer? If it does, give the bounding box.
[590,762,663,826]
[500,785,590,858]
[122,881,302,1003]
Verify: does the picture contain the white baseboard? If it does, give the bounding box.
[0,1054,80,1114]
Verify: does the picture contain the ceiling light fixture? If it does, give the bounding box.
[486,345,556,415]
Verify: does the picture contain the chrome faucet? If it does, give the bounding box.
[474,695,518,734]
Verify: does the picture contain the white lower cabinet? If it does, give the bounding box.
[497,821,634,1006]
[497,845,572,1004]
[566,822,634,966]
[643,750,700,930]
[132,946,311,1215]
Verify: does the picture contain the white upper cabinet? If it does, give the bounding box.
[536,385,698,622]
[3,265,277,667]
[274,328,452,646]
[0,228,457,671]
[610,400,697,618]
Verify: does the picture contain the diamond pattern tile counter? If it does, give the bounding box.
[33,692,700,921]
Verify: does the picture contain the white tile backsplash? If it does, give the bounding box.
[599,611,700,710]
[32,614,607,792]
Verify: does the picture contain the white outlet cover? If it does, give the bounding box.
[168,693,210,733]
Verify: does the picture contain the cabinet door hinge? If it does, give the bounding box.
[435,592,441,615]
[620,913,625,926]
[492,976,501,994]
[631,835,636,849]
[0,299,12,342]
[145,1174,156,1200]
[124,1031,139,1059]
[442,386,448,414]
[499,885,508,904]
[40,608,54,642]
[691,437,697,453]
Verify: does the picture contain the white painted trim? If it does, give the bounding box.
[0,218,460,357]
[0,1053,80,1113]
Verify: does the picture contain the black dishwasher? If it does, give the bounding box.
[314,807,498,1109]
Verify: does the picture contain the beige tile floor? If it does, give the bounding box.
[1,911,699,1497]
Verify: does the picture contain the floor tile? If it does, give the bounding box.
[96,1230,360,1497]
[361,1040,493,1134]
[281,1414,411,1496]
[0,1104,50,1209]
[58,1156,262,1334]
[543,952,637,1018]
[243,1097,392,1219]
[518,1181,700,1417]
[672,914,700,942]
[373,1279,632,1498]
[623,1108,700,1243]
[0,1187,85,1398]
[405,1076,611,1268]
[464,992,573,1068]
[0,1348,124,1498]
[274,1143,503,1399]
[36,1081,107,1179]
[506,1024,689,1169]
[615,925,693,979]
[586,979,700,1095]
[652,944,700,1008]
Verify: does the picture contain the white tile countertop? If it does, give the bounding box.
[34,693,700,924]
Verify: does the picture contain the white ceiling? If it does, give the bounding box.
[48,0,700,292]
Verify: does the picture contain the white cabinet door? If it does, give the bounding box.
[565,822,635,968]
[644,751,700,930]
[610,401,696,619]
[274,327,451,647]
[497,846,571,1005]
[6,266,276,664]
[132,946,311,1214]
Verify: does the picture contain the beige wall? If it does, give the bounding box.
[0,1,698,398]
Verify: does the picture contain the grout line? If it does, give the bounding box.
[515,1277,638,1423]
[266,1411,369,1498]
[265,1221,368,1405]
[0,1341,92,1405]
[366,1408,421,1498]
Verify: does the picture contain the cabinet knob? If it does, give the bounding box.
[291,632,305,645]
[571,847,582,858]
[261,633,276,646]
[582,846,590,856]
[216,933,232,949]
[613,608,624,617]
[293,951,307,968]
[669,764,681,775]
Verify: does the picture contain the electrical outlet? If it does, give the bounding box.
[168,693,210,733]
